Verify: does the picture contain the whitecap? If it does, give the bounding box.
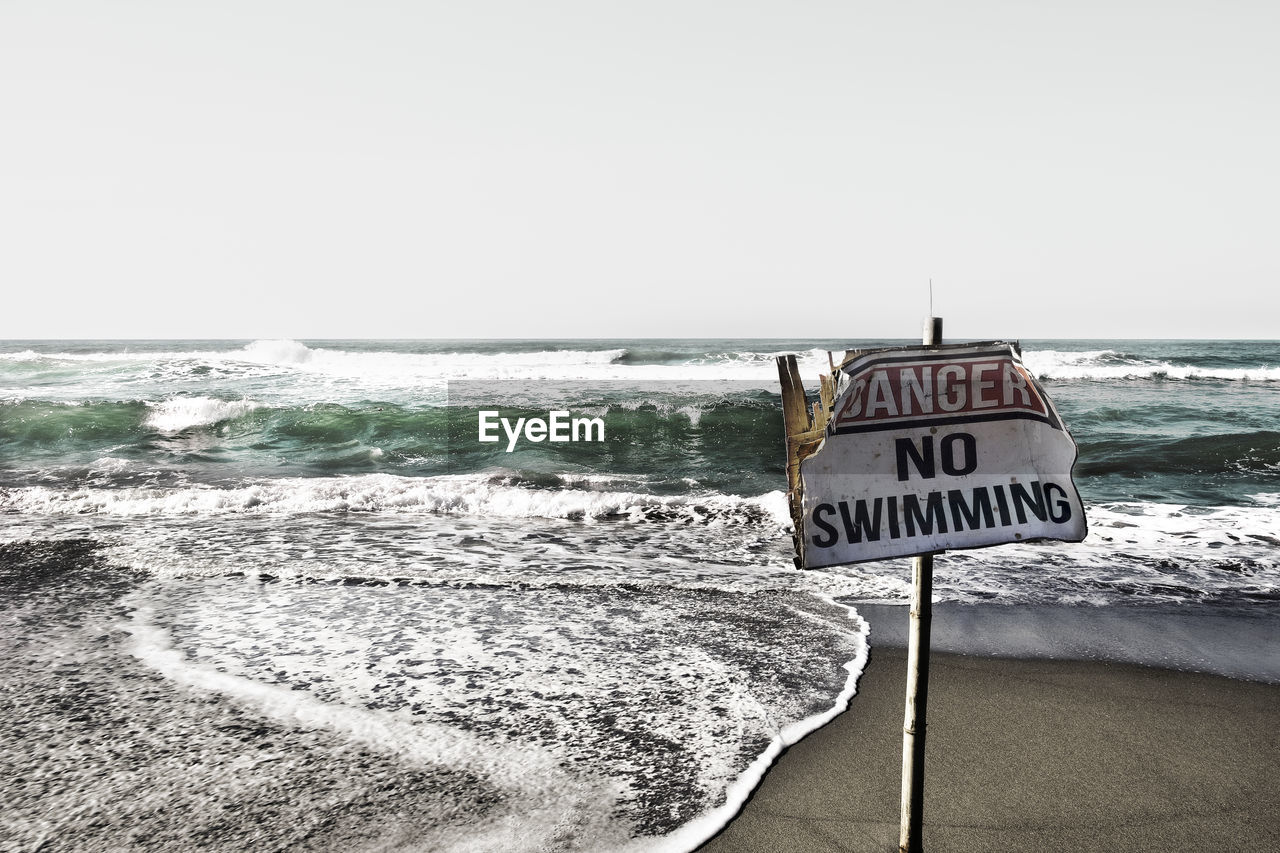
[144,397,262,433]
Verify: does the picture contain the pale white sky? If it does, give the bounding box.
[2,1,1276,339]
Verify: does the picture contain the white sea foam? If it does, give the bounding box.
[239,338,316,364]
[828,500,1280,606]
[16,468,1267,576]
[144,397,262,433]
[86,456,133,477]
[657,608,870,853]
[5,342,1276,386]
[755,489,793,529]
[0,341,835,393]
[9,474,1274,608]
[0,472,787,525]
[0,347,224,364]
[123,599,640,853]
[234,340,633,378]
[118,575,869,853]
[676,405,703,426]
[0,342,915,409]
[297,341,1273,389]
[1023,349,1280,382]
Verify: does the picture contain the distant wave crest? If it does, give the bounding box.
[1024,349,1280,381]
[235,340,631,370]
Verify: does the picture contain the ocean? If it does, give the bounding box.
[2,338,1277,852]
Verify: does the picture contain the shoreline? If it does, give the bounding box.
[699,604,1280,852]
[856,601,1280,683]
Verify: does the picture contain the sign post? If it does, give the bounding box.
[776,317,1086,852]
[900,316,942,853]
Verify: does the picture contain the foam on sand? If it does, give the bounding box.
[118,577,870,852]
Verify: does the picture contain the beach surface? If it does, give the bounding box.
[701,614,1280,853]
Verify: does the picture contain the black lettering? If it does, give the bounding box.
[1044,482,1072,523]
[992,484,1012,526]
[838,498,883,543]
[1009,481,1047,523]
[886,495,901,539]
[811,503,839,548]
[895,436,935,481]
[940,432,977,476]
[948,487,995,531]
[902,491,947,536]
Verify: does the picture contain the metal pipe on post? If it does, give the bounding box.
[899,316,942,853]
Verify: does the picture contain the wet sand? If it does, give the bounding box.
[700,644,1280,852]
[0,540,501,853]
[6,542,1277,852]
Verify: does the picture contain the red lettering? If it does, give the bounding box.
[832,354,1049,430]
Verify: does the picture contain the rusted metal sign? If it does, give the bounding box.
[782,342,1087,568]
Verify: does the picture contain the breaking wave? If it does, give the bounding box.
[0,473,793,526]
[144,397,263,433]
[1024,349,1280,382]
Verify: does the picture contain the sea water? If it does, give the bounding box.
[1,338,1277,851]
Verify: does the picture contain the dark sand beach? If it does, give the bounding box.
[702,607,1280,853]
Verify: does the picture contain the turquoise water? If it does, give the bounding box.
[3,338,1277,504]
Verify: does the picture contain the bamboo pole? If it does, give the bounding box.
[777,354,817,566]
[899,316,942,853]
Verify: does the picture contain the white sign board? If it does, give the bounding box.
[799,342,1087,568]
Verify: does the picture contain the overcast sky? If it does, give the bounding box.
[2,1,1276,340]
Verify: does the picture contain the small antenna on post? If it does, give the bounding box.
[924,280,941,348]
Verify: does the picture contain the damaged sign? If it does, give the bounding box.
[783,342,1087,569]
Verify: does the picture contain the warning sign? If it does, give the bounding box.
[798,342,1087,568]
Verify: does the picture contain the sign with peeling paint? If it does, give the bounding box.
[798,342,1087,568]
